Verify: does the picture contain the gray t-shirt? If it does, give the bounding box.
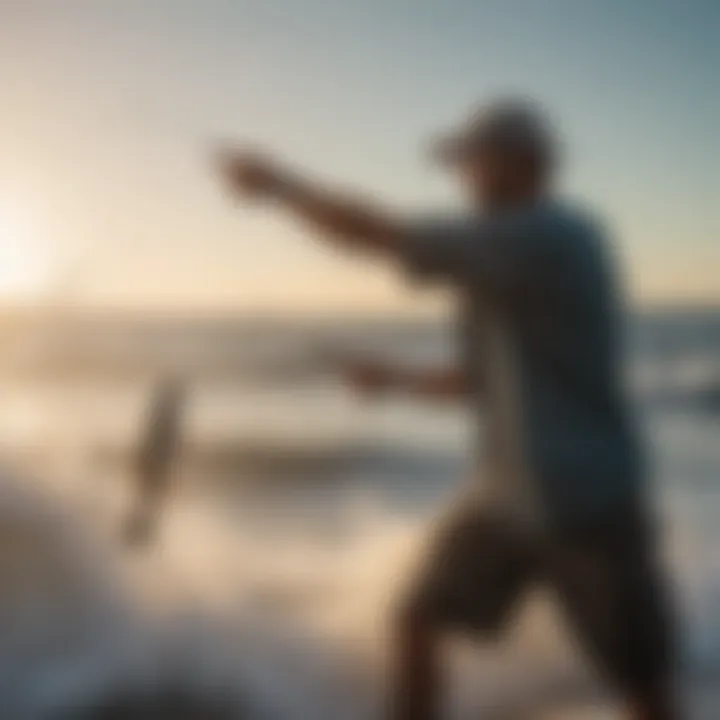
[400,200,644,529]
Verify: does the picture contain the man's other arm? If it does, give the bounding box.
[343,357,471,403]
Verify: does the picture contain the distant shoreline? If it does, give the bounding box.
[0,301,720,329]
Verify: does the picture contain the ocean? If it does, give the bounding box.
[0,309,718,719]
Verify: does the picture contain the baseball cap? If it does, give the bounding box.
[431,98,558,169]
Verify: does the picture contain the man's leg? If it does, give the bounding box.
[617,562,680,720]
[550,514,680,720]
[627,692,678,720]
[390,603,442,720]
[387,510,534,720]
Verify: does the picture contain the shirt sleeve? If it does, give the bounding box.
[398,212,542,296]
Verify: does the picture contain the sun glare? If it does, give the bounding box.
[0,206,48,300]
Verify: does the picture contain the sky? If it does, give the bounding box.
[0,0,718,313]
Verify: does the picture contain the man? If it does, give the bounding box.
[218,99,678,720]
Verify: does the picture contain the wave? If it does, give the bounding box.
[1,439,720,718]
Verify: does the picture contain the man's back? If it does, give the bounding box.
[523,205,640,518]
[466,201,644,527]
[403,200,643,528]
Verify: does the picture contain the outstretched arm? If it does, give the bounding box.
[342,357,470,403]
[219,149,403,254]
[218,147,541,298]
